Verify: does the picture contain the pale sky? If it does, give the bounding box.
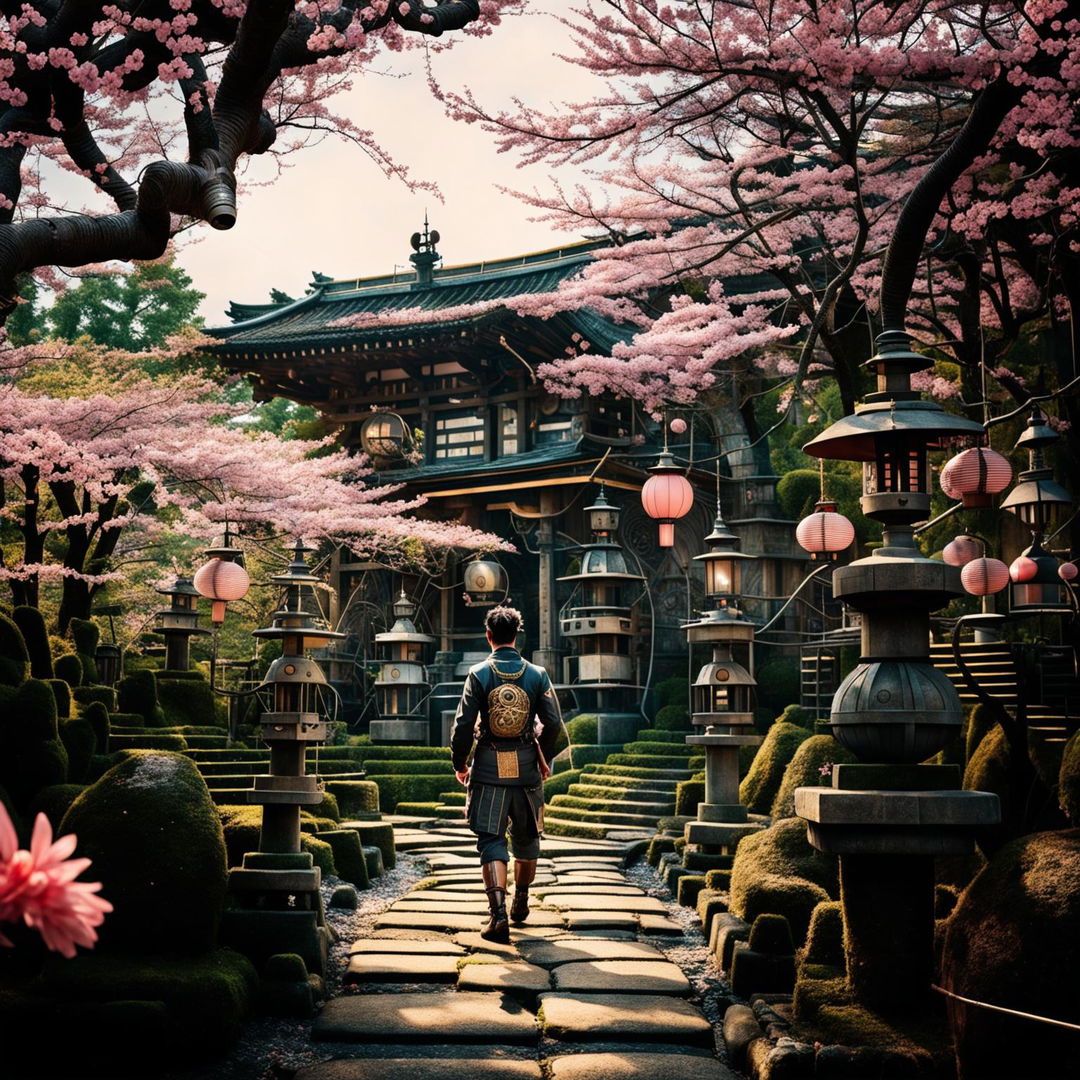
[179,9,600,326]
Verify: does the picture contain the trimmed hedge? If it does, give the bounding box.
[324,780,380,817]
[770,734,857,820]
[319,829,370,888]
[559,745,620,771]
[54,653,83,688]
[70,618,100,684]
[606,753,703,770]
[347,743,452,761]
[739,721,812,814]
[117,669,164,725]
[1060,730,1080,827]
[351,821,396,870]
[564,714,598,744]
[366,774,462,811]
[59,715,97,782]
[157,676,218,729]
[0,612,30,686]
[48,678,71,718]
[26,783,87,831]
[544,769,583,799]
[654,704,691,731]
[13,606,52,679]
[300,833,336,877]
[81,701,110,752]
[675,779,704,816]
[72,685,116,711]
[802,900,845,968]
[0,678,69,809]
[61,751,227,954]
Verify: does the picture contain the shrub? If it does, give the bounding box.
[217,804,262,867]
[26,783,87,831]
[563,745,620,769]
[311,790,340,821]
[300,833,336,877]
[53,653,83,687]
[117,670,164,725]
[675,779,704,816]
[318,829,370,889]
[544,768,582,799]
[264,953,307,981]
[1060,731,1080,827]
[965,703,995,766]
[351,821,396,870]
[0,678,69,809]
[59,716,97,782]
[654,676,690,711]
[941,829,1080,1080]
[770,735,857,820]
[802,901,845,968]
[70,618,100,683]
[13,606,52,679]
[0,612,29,686]
[654,704,691,731]
[324,780,380,817]
[564,713,598,744]
[739,721,812,814]
[72,685,116,711]
[48,678,71,718]
[61,751,227,954]
[157,676,218,729]
[329,885,358,910]
[349,744,452,762]
[753,658,800,714]
[729,817,838,944]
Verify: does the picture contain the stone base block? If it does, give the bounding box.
[729,942,795,997]
[369,718,429,745]
[221,908,329,975]
[685,820,764,850]
[697,803,749,823]
[596,713,642,745]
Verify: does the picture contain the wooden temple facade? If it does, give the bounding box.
[205,227,808,741]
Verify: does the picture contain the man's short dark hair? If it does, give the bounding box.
[485,605,522,645]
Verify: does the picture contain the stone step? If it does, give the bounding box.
[202,771,367,789]
[585,765,695,781]
[550,795,675,816]
[537,992,714,1045]
[567,783,678,803]
[296,1060,542,1080]
[572,774,683,792]
[544,805,664,829]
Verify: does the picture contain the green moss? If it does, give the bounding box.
[70,618,100,683]
[319,829,370,889]
[81,701,110,751]
[606,753,701,770]
[54,653,83,687]
[676,874,707,907]
[61,751,227,954]
[964,703,995,766]
[72,685,117,711]
[622,740,692,757]
[792,963,850,1021]
[13,606,52,679]
[300,833,336,877]
[26,783,86,831]
[351,821,396,870]
[217,804,262,867]
[748,912,794,954]
[654,704,691,731]
[0,611,29,686]
[739,721,812,814]
[1059,730,1080,827]
[157,676,218,729]
[117,669,163,725]
[350,744,452,762]
[647,835,675,866]
[565,713,598,744]
[325,780,379,817]
[675,779,704,816]
[264,953,308,981]
[544,768,583,799]
[48,677,71,718]
[754,658,800,714]
[59,715,97,782]
[770,735,857,820]
[705,868,732,891]
[311,790,340,821]
[564,744,620,769]
[365,774,453,811]
[802,900,844,968]
[941,829,1080,1079]
[729,817,838,944]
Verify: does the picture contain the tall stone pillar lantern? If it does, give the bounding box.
[218,540,344,976]
[371,589,436,744]
[795,331,1001,1014]
[683,510,765,865]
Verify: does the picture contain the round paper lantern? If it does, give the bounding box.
[669,417,688,435]
[942,535,982,567]
[641,452,694,547]
[961,557,1010,596]
[939,447,1012,507]
[193,557,251,623]
[1009,555,1040,583]
[1059,561,1078,583]
[795,500,855,559]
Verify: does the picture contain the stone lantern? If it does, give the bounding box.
[220,540,344,976]
[794,330,1000,1013]
[154,575,208,670]
[558,484,645,744]
[683,508,765,864]
[371,589,436,744]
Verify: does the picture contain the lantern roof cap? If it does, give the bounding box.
[1015,406,1058,451]
[156,575,200,598]
[803,399,984,461]
[1000,475,1072,516]
[694,509,756,561]
[375,619,435,645]
[585,482,619,515]
[693,659,756,687]
[648,449,683,474]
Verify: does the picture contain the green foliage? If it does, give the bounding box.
[5,273,43,344]
[965,703,995,766]
[606,752,703,769]
[81,700,110,751]
[157,675,219,729]
[117,669,164,725]
[44,260,204,353]
[802,901,845,968]
[365,774,451,811]
[318,829,370,889]
[776,469,822,521]
[312,790,340,821]
[61,751,227,954]
[647,835,676,866]
[26,783,87,831]
[654,704,691,731]
[565,713,598,744]
[677,874,707,907]
[324,780,380,817]
[544,768,583,799]
[72,685,116,710]
[941,829,1080,1080]
[1060,731,1080,827]
[654,676,690,710]
[775,463,866,543]
[216,804,261,867]
[0,679,69,808]
[770,735,857,820]
[739,720,813,814]
[730,817,838,944]
[59,716,97,782]
[753,657,801,714]
[675,779,704,816]
[300,833,336,877]
[48,678,71,718]
[13,607,52,679]
[0,612,29,686]
[54,653,83,687]
[69,618,100,683]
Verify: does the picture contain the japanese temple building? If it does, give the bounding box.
[205,227,807,740]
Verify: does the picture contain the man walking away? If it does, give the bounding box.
[450,605,564,944]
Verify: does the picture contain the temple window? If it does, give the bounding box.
[434,410,485,459]
[500,405,519,455]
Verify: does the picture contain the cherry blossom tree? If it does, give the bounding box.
[0,0,517,316]
[0,346,507,629]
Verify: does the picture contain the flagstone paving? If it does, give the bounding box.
[302,821,735,1080]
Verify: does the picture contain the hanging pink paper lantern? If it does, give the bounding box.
[939,447,1012,508]
[942,535,982,567]
[1059,561,1078,583]
[669,417,688,435]
[194,557,251,623]
[795,500,855,559]
[961,557,1010,596]
[641,451,694,547]
[1009,555,1040,583]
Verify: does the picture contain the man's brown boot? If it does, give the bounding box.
[481,860,510,943]
[510,859,537,924]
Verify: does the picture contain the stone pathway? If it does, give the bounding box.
[293,820,739,1080]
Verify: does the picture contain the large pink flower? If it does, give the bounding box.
[0,804,112,958]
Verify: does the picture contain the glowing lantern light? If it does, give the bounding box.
[942,535,982,567]
[641,450,694,547]
[1009,555,1039,584]
[194,557,250,624]
[795,499,855,560]
[939,447,1013,507]
[961,557,1010,596]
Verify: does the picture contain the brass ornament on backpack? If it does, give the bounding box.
[488,682,531,737]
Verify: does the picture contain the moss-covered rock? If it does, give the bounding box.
[72,685,116,711]
[0,611,29,686]
[217,804,262,868]
[117,669,164,725]
[739,721,812,814]
[300,833,336,877]
[729,817,838,944]
[53,653,83,687]
[13,606,52,679]
[59,715,97,782]
[26,783,86,831]
[325,779,380,818]
[352,821,396,871]
[770,734,857,820]
[70,618,100,684]
[941,829,1080,1080]
[802,900,845,968]
[60,751,227,954]
[157,675,217,729]
[319,829,370,889]
[675,778,704,816]
[1059,730,1080,827]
